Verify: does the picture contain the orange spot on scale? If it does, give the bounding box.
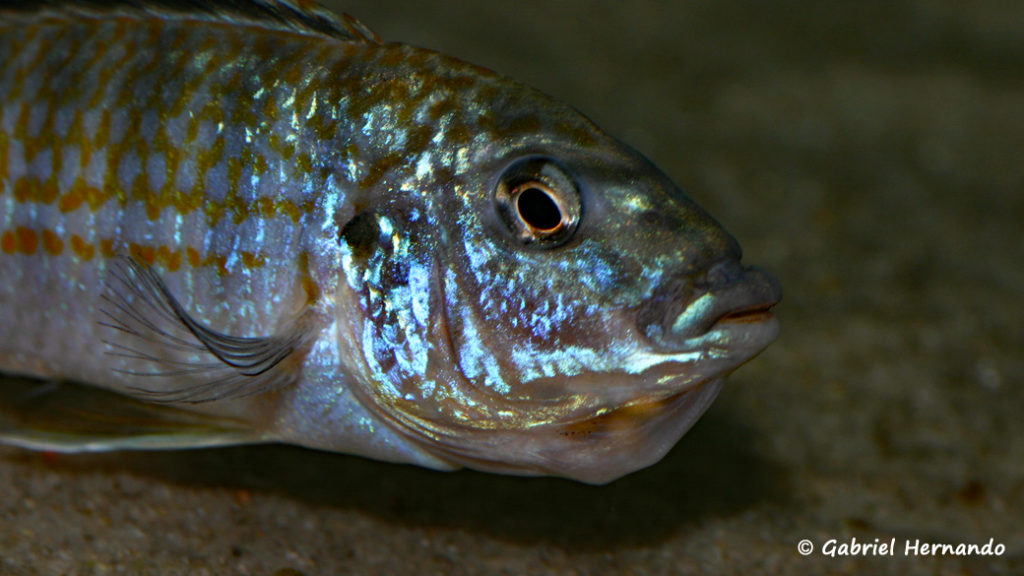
[84,185,106,211]
[168,249,183,272]
[186,246,201,268]
[15,227,37,255]
[156,245,183,272]
[240,251,265,269]
[70,234,95,261]
[146,192,163,218]
[58,189,85,213]
[129,242,157,266]
[156,244,172,264]
[40,180,59,204]
[41,229,63,255]
[279,199,304,223]
[100,238,116,258]
[203,253,228,276]
[59,180,108,213]
[1,230,16,254]
[13,177,34,203]
[256,196,275,218]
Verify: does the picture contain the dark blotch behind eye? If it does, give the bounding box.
[516,187,562,231]
[340,211,380,259]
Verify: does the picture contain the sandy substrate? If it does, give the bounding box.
[2,1,1022,574]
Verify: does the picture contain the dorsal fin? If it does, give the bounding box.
[0,0,381,44]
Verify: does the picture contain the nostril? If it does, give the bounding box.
[704,259,744,288]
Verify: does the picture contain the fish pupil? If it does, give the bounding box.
[516,186,562,231]
[494,157,580,248]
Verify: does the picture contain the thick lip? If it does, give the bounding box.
[694,265,780,330]
[716,297,779,324]
[648,263,781,351]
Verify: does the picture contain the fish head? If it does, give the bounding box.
[336,77,780,484]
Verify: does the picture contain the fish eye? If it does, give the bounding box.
[494,158,580,248]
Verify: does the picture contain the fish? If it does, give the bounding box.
[0,0,781,484]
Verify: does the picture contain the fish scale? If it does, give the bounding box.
[0,0,781,483]
[3,17,320,346]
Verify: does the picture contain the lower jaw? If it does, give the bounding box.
[553,378,727,483]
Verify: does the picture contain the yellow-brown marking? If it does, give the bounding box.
[129,242,157,266]
[560,395,682,441]
[16,227,38,255]
[296,251,321,305]
[70,234,95,261]
[240,251,265,269]
[100,238,116,258]
[1,223,266,275]
[0,231,16,254]
[87,25,131,109]
[2,20,334,232]
[262,91,279,123]
[64,109,93,170]
[186,246,201,268]
[58,179,107,213]
[203,252,229,277]
[157,245,183,272]
[41,229,63,255]
[94,109,112,150]
[13,177,32,203]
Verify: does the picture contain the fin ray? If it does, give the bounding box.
[0,377,258,452]
[0,0,377,44]
[100,257,316,404]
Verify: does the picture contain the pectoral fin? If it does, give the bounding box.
[100,257,316,404]
[0,376,258,452]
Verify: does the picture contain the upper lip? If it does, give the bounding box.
[697,264,781,328]
[643,260,782,346]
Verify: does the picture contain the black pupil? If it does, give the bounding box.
[516,187,562,231]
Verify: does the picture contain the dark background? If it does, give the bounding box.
[2,1,1022,574]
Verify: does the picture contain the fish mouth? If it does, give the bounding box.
[716,299,778,324]
[640,260,782,355]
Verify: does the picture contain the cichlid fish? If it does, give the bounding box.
[0,0,780,483]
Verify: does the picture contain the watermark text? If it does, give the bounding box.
[797,537,1006,558]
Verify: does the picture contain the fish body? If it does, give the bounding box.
[0,1,780,483]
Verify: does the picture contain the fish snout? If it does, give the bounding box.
[640,260,782,350]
